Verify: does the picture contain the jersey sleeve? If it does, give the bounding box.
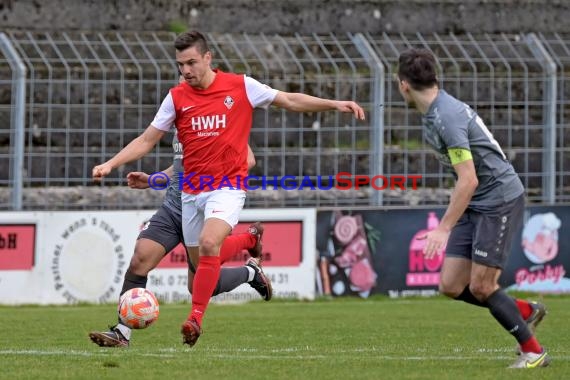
[438,110,471,150]
[244,75,278,109]
[151,92,176,131]
[438,108,473,165]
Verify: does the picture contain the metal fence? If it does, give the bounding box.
[0,31,568,210]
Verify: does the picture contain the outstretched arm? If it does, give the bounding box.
[92,125,166,181]
[127,165,174,189]
[271,91,366,121]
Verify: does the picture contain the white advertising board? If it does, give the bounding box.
[0,208,315,305]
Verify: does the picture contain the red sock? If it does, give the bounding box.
[218,233,256,264]
[520,336,543,354]
[189,256,220,326]
[515,299,533,320]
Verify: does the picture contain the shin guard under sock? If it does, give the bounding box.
[189,256,220,325]
[485,289,533,344]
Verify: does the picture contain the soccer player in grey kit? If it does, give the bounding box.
[396,48,549,369]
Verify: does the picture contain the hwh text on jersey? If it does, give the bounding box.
[191,114,227,131]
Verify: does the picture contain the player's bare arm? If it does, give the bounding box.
[421,158,478,259]
[92,125,166,181]
[247,145,256,170]
[272,91,366,120]
[127,165,174,189]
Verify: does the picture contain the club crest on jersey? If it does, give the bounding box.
[224,95,234,109]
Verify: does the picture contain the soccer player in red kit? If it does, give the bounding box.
[93,30,365,347]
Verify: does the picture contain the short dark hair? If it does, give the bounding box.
[397,48,438,90]
[174,30,209,55]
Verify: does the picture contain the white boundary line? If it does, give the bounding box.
[0,349,175,358]
[1,349,568,361]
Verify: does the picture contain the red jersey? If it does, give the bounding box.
[151,70,277,194]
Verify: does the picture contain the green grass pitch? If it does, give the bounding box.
[0,294,568,379]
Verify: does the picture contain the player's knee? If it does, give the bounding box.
[198,236,220,256]
[438,280,463,298]
[468,282,494,301]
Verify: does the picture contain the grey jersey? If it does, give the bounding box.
[163,131,183,214]
[422,90,524,208]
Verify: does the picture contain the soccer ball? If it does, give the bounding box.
[118,288,160,329]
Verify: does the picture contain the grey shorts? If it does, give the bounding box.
[138,204,184,253]
[445,194,525,269]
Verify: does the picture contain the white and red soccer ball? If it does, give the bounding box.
[118,288,160,329]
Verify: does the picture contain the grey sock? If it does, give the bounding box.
[485,289,532,344]
[212,267,249,296]
[120,271,147,296]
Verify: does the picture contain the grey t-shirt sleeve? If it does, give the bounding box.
[437,106,471,151]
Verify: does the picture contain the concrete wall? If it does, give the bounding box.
[1,0,568,34]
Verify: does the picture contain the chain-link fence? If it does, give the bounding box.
[1,31,568,210]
